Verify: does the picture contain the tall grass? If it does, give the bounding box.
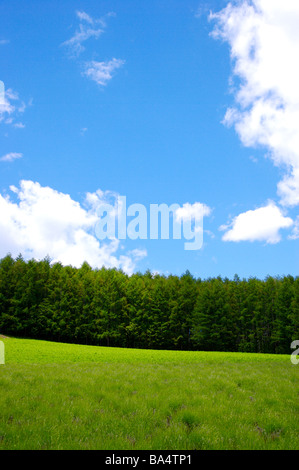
[0,337,298,450]
[2,337,290,364]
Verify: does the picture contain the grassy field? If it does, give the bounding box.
[0,336,298,450]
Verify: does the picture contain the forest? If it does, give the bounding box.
[0,254,298,354]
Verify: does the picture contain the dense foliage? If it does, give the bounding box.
[0,254,298,353]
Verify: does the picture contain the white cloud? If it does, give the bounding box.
[194,6,209,19]
[76,10,115,26]
[129,248,148,261]
[13,122,25,129]
[118,249,148,275]
[0,89,16,120]
[0,180,147,274]
[83,58,125,86]
[211,0,299,208]
[0,86,26,127]
[220,201,293,244]
[175,202,212,222]
[288,215,299,240]
[62,11,111,57]
[76,11,95,25]
[62,11,123,86]
[0,39,9,45]
[62,26,103,57]
[0,152,23,162]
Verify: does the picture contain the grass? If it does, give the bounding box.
[0,336,298,450]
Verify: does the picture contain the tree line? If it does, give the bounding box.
[0,254,298,354]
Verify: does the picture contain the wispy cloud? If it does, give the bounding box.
[62,10,114,57]
[83,58,125,86]
[76,11,96,25]
[13,122,25,129]
[0,152,23,162]
[194,4,210,19]
[62,11,123,86]
[0,39,9,45]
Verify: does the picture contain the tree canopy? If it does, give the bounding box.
[0,254,298,354]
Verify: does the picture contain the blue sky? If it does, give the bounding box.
[0,0,298,279]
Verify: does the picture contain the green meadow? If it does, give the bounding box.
[0,337,298,450]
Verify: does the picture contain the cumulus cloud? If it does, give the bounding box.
[210,0,299,208]
[0,181,147,274]
[220,201,293,244]
[83,58,125,86]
